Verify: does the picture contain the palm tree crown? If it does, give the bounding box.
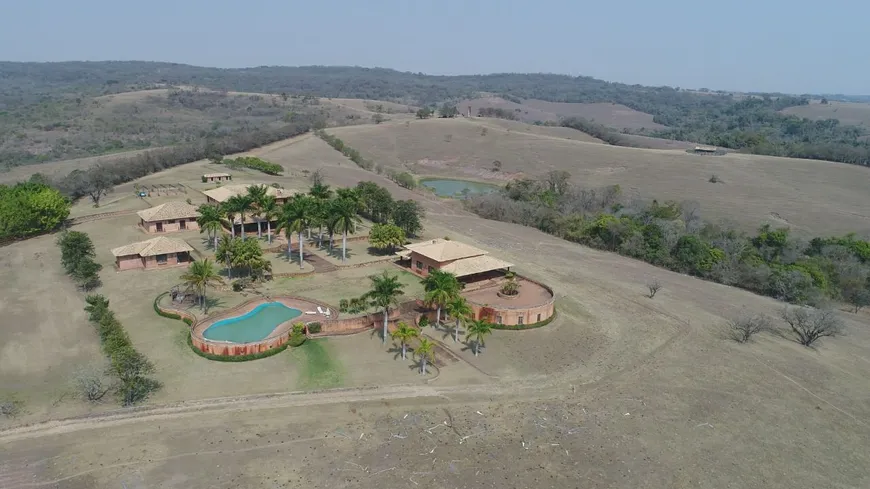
[415,337,435,375]
[179,258,224,312]
[197,204,225,249]
[364,271,405,344]
[421,270,462,325]
[276,195,315,269]
[445,295,473,342]
[466,319,493,356]
[331,197,361,263]
[246,185,269,239]
[390,321,419,360]
[224,194,254,241]
[259,195,279,244]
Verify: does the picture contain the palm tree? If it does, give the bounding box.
[179,259,224,312]
[225,194,254,241]
[415,337,435,375]
[445,295,472,343]
[309,182,333,246]
[421,270,461,326]
[324,202,338,251]
[197,204,225,249]
[331,197,361,263]
[246,185,268,239]
[276,195,315,269]
[364,271,405,344]
[215,235,236,279]
[220,202,237,239]
[466,319,493,356]
[390,321,419,360]
[259,195,278,244]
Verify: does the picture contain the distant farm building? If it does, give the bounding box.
[202,172,232,183]
[111,237,194,271]
[202,184,295,206]
[137,202,201,233]
[692,145,720,154]
[400,239,513,280]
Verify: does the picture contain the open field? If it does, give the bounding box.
[781,100,870,128]
[459,95,667,130]
[330,117,870,236]
[2,115,870,488]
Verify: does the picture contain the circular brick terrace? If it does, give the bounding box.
[462,276,556,326]
[191,296,333,356]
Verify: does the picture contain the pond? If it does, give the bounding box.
[202,302,302,343]
[420,178,500,198]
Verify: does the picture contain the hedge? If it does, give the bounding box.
[153,292,193,325]
[306,322,322,334]
[186,333,289,362]
[288,332,307,347]
[491,308,557,330]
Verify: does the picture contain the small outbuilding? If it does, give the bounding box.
[202,172,232,183]
[137,201,201,233]
[111,237,194,271]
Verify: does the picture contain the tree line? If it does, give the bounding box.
[219,156,284,175]
[0,182,70,240]
[464,172,870,311]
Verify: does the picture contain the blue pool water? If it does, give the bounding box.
[420,178,500,198]
[202,302,302,343]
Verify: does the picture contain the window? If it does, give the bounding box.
[156,254,168,264]
[537,313,541,322]
[518,316,524,325]
[496,315,502,324]
[428,266,434,273]
[416,261,423,270]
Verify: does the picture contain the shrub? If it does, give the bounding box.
[232,277,252,292]
[0,396,24,418]
[709,174,722,183]
[288,332,307,347]
[728,310,772,343]
[307,322,322,334]
[647,279,662,299]
[418,315,429,327]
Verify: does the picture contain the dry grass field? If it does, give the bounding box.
[2,116,870,488]
[781,100,870,128]
[459,95,667,130]
[331,117,870,236]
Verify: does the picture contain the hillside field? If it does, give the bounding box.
[781,100,870,128]
[330,117,870,236]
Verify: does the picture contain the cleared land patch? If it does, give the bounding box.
[781,100,870,128]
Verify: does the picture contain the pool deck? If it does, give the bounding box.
[191,296,334,356]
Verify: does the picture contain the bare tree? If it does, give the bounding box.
[546,170,572,196]
[71,363,112,402]
[728,310,772,343]
[647,279,662,299]
[843,286,870,313]
[780,306,844,346]
[0,397,23,418]
[309,169,324,186]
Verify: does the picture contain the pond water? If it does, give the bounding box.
[203,302,302,343]
[420,178,500,198]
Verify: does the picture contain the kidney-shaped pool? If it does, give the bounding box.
[202,301,302,343]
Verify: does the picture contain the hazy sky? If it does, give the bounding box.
[1,0,865,94]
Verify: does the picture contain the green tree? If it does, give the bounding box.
[390,321,419,360]
[330,197,361,263]
[215,234,236,278]
[444,295,472,343]
[416,107,433,119]
[368,223,406,254]
[439,103,459,118]
[259,195,279,244]
[466,319,493,356]
[421,269,461,326]
[246,184,269,239]
[364,271,405,344]
[0,182,70,239]
[355,181,394,223]
[415,337,435,374]
[224,194,255,241]
[179,259,224,312]
[197,204,225,249]
[391,200,425,236]
[57,230,96,274]
[277,195,315,269]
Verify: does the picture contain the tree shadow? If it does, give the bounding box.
[203,296,227,313]
[366,246,395,257]
[327,246,355,260]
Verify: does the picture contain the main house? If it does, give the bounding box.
[111,237,194,271]
[401,239,513,281]
[202,184,295,206]
[137,201,201,233]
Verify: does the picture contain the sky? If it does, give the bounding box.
[0,0,866,95]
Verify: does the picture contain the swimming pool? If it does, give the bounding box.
[202,301,302,343]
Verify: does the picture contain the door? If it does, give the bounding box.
[156,222,163,232]
[179,220,186,230]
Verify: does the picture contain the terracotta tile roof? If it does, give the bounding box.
[111,237,194,257]
[439,255,514,277]
[202,184,296,203]
[405,239,487,262]
[136,201,201,222]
